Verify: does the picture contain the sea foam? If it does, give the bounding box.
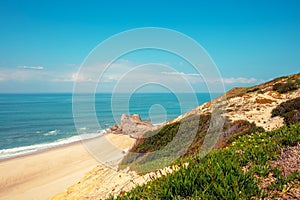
[0,131,105,160]
[43,129,60,136]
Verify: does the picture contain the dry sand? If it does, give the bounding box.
[0,134,136,200]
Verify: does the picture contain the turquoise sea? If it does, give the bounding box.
[0,93,219,159]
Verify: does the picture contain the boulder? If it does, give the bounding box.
[120,114,153,137]
[109,123,122,134]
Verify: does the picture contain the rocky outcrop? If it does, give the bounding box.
[109,123,122,134]
[108,114,155,138]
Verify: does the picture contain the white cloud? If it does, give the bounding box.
[161,71,260,84]
[70,72,97,83]
[0,61,262,94]
[0,66,49,81]
[0,63,260,86]
[17,66,44,70]
[222,77,258,84]
[161,71,185,75]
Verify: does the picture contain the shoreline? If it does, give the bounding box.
[0,131,107,162]
[0,133,136,200]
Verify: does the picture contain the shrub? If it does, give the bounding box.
[273,82,298,94]
[272,97,300,125]
[223,120,265,146]
[283,110,300,126]
[120,115,264,172]
[246,87,260,93]
[120,114,209,171]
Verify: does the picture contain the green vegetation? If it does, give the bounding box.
[269,75,289,83]
[119,114,209,172]
[222,120,265,146]
[272,97,300,125]
[273,82,299,94]
[272,75,300,94]
[109,123,300,200]
[225,86,261,99]
[225,73,300,98]
[246,87,259,93]
[120,114,264,172]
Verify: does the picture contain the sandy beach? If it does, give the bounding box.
[0,134,136,200]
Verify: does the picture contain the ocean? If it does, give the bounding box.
[0,93,219,159]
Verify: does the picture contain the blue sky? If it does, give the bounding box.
[0,0,299,93]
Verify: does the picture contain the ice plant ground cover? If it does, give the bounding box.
[109,123,300,199]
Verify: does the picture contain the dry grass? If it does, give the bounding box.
[255,98,275,104]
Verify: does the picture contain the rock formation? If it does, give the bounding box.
[108,114,155,138]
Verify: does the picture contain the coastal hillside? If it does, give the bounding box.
[120,73,300,171]
[53,73,300,199]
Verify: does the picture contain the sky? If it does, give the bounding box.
[0,0,299,93]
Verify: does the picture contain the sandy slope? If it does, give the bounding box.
[0,134,135,200]
[170,88,300,132]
